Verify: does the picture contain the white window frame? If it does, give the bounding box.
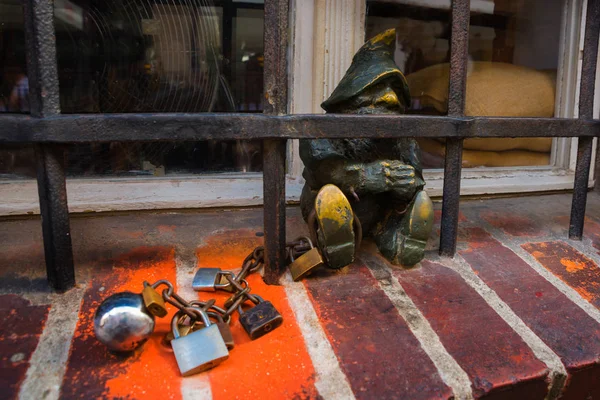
[0,0,598,216]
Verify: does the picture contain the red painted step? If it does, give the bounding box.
[460,228,600,399]
[395,260,550,399]
[305,263,454,400]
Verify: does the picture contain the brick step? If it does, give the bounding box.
[2,195,600,399]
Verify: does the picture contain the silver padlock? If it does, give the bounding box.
[192,268,234,292]
[171,308,229,376]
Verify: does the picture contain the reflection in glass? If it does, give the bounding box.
[366,0,560,168]
[0,0,265,179]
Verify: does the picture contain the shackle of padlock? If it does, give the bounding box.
[163,310,193,347]
[171,307,211,340]
[288,236,314,263]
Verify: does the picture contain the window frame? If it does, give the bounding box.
[0,0,597,216]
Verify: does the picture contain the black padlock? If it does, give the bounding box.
[238,296,283,340]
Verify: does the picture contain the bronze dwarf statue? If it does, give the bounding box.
[300,29,433,267]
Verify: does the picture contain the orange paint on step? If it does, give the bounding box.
[63,246,183,399]
[561,258,586,273]
[195,230,319,399]
[104,247,182,399]
[523,241,600,309]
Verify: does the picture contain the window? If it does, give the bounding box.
[1,0,266,180]
[0,0,598,217]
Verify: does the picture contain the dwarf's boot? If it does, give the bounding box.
[375,190,434,266]
[312,184,357,269]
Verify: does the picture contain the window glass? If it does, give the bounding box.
[366,0,560,168]
[0,0,28,113]
[0,0,265,180]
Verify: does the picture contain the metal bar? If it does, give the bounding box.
[34,145,75,291]
[262,140,287,284]
[569,0,600,240]
[262,0,289,284]
[23,0,75,291]
[440,0,470,256]
[2,114,599,143]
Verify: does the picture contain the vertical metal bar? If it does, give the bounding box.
[23,0,75,291]
[569,0,600,239]
[262,0,289,284]
[439,0,470,256]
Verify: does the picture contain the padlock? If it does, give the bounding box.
[192,268,235,292]
[289,247,325,281]
[207,311,235,350]
[94,292,155,352]
[171,308,229,376]
[142,282,168,318]
[238,296,283,340]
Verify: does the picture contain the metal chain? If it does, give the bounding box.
[214,236,314,317]
[145,236,320,325]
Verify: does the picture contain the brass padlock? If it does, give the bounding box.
[289,247,325,281]
[171,308,229,376]
[238,296,283,340]
[142,282,168,318]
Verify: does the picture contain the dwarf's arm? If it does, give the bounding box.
[301,140,422,200]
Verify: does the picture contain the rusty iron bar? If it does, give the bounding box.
[439,0,470,257]
[569,0,600,240]
[2,114,599,143]
[262,0,289,284]
[23,0,75,291]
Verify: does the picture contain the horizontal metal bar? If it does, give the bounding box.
[1,114,599,143]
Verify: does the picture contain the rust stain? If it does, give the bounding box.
[194,229,319,400]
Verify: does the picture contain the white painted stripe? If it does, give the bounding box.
[281,271,356,400]
[175,247,213,400]
[361,252,474,400]
[480,219,600,325]
[18,286,86,400]
[438,253,567,400]
[181,376,213,400]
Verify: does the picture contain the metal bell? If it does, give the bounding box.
[94,292,156,352]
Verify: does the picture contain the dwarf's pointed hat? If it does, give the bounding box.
[321,28,411,112]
